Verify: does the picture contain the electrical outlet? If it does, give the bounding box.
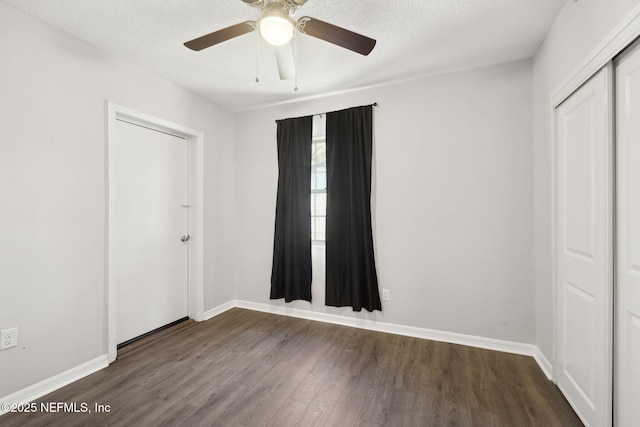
[0,328,18,350]
[382,289,389,301]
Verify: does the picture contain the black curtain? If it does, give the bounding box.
[325,105,381,312]
[270,116,313,302]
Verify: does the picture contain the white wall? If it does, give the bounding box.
[0,2,235,398]
[532,0,640,362]
[234,59,535,344]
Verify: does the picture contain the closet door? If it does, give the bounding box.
[555,64,613,427]
[615,44,640,427]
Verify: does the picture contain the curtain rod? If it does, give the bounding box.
[313,103,378,118]
[276,103,378,123]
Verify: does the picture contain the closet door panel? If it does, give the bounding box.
[555,64,613,427]
[615,44,640,427]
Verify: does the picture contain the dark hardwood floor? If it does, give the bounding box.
[1,308,582,426]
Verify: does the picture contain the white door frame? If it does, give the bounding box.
[105,102,204,363]
[551,3,640,108]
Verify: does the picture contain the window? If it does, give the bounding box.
[311,137,326,241]
[311,116,326,242]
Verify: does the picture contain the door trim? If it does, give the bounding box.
[105,102,205,363]
[552,2,640,108]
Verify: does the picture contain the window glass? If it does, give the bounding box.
[311,115,326,242]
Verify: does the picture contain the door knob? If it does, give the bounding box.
[181,235,190,242]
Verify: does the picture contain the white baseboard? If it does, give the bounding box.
[0,355,108,416]
[203,300,236,321]
[230,299,553,379]
[533,347,554,380]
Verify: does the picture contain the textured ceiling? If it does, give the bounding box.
[2,0,567,112]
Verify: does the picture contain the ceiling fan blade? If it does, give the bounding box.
[275,44,295,80]
[184,21,256,51]
[297,17,376,56]
[240,0,263,8]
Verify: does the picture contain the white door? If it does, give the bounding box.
[555,64,613,427]
[110,119,189,345]
[615,43,640,427]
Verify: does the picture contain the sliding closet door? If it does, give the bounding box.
[615,44,640,427]
[555,64,613,427]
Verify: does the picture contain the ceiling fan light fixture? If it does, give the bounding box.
[259,12,294,46]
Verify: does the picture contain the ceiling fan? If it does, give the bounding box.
[184,0,376,81]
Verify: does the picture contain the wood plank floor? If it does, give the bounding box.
[1,308,582,426]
